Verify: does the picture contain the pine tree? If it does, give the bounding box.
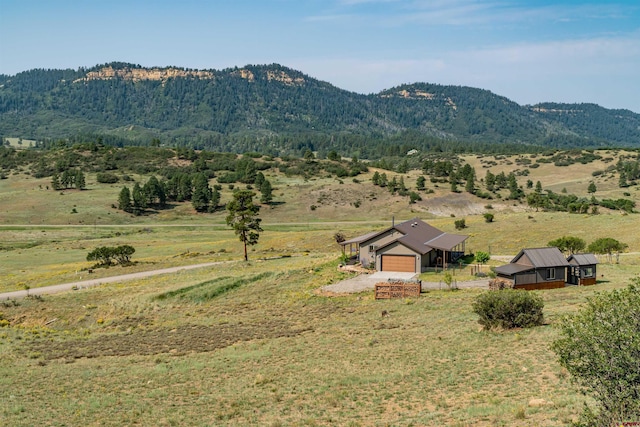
[450,172,459,192]
[388,176,398,194]
[226,190,262,262]
[397,159,409,173]
[177,174,192,202]
[132,183,147,216]
[61,170,71,189]
[118,186,132,212]
[619,171,629,188]
[485,170,495,191]
[303,149,315,163]
[465,171,475,194]
[372,171,381,186]
[74,170,86,190]
[535,180,543,194]
[51,173,61,191]
[255,171,265,188]
[209,187,221,212]
[260,179,273,204]
[191,173,211,212]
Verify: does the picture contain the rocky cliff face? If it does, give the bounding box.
[266,70,305,86]
[74,66,214,83]
[74,65,305,86]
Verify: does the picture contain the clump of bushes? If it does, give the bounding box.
[0,312,9,327]
[96,172,119,184]
[473,290,544,330]
[87,245,135,267]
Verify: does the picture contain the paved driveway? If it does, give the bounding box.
[322,271,489,294]
[322,271,418,294]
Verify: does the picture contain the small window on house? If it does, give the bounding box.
[369,245,375,252]
[547,268,555,280]
[583,267,594,277]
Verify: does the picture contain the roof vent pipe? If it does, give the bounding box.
[392,216,395,227]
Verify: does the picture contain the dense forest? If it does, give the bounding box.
[1,62,639,157]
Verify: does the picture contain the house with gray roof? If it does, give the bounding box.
[340,218,468,273]
[494,247,571,290]
[495,247,600,290]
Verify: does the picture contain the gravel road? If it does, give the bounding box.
[0,262,225,300]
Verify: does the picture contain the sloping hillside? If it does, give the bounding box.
[1,63,640,154]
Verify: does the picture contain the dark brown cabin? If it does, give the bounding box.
[494,247,570,290]
[567,253,599,286]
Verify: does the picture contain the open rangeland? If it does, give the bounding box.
[1,150,639,426]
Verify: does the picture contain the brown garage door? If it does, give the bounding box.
[381,255,415,272]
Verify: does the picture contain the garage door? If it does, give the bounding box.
[381,255,416,272]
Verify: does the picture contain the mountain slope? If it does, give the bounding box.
[1,62,639,152]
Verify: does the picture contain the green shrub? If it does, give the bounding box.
[473,290,544,330]
[475,251,490,264]
[454,219,466,230]
[96,172,119,184]
[552,279,640,426]
[86,245,135,266]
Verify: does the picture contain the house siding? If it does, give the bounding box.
[513,266,566,289]
[517,254,534,266]
[515,280,565,290]
[514,272,537,286]
[567,258,597,286]
[359,230,399,269]
[377,242,420,272]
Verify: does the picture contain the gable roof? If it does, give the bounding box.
[512,247,570,268]
[395,234,433,255]
[339,218,468,255]
[394,218,444,242]
[567,253,599,265]
[340,230,385,246]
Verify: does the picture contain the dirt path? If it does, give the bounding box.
[0,262,225,300]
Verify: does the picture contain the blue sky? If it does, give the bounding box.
[1,0,639,112]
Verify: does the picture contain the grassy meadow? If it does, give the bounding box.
[1,149,640,425]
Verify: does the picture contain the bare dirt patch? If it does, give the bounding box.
[27,320,311,359]
[418,192,522,216]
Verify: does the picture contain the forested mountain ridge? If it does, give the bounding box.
[1,62,639,155]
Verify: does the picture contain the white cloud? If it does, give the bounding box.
[290,32,640,111]
[319,0,636,28]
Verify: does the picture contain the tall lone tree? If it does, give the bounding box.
[226,190,263,261]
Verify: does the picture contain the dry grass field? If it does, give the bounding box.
[1,149,640,426]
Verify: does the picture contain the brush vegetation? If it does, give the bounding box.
[1,145,640,425]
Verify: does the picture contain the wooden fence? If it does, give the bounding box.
[375,281,421,299]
